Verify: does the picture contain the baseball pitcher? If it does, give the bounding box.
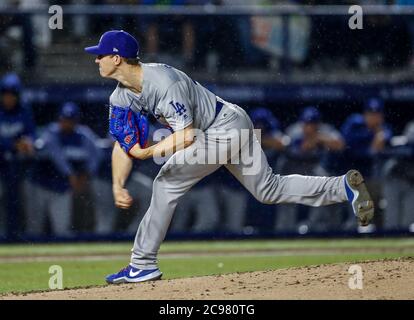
[84,30,374,284]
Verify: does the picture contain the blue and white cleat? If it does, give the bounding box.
[344,169,374,226]
[106,265,162,284]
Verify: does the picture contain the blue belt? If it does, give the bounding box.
[215,101,224,118]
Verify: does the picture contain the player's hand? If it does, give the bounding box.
[113,185,133,209]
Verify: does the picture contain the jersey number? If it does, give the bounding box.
[169,101,187,117]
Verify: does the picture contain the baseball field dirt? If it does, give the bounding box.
[3,257,413,300]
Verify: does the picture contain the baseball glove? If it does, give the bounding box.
[109,106,149,154]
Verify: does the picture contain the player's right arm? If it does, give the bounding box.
[109,90,134,209]
[112,141,134,209]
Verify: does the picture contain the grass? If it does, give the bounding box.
[0,238,413,294]
[1,238,414,257]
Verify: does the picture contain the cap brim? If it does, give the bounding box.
[84,45,104,55]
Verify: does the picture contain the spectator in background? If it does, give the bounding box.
[25,102,101,237]
[276,106,345,233]
[394,0,414,66]
[249,0,310,69]
[100,0,138,37]
[19,0,51,49]
[249,107,286,233]
[195,0,253,71]
[0,72,35,239]
[341,97,392,231]
[0,1,36,70]
[382,119,414,232]
[139,0,197,68]
[71,0,92,41]
[221,0,271,68]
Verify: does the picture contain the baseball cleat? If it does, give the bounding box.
[105,265,162,284]
[344,169,374,227]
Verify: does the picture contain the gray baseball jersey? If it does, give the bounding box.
[108,63,350,270]
[109,63,217,132]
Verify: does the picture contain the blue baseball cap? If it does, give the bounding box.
[364,97,384,113]
[250,107,280,133]
[84,30,139,59]
[300,106,321,123]
[59,102,80,120]
[1,73,21,94]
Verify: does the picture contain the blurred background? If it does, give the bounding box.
[1,0,414,243]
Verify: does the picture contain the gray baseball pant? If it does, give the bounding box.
[130,102,348,269]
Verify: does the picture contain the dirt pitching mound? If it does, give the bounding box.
[3,258,414,300]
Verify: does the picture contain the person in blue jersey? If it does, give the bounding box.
[0,73,36,240]
[341,97,392,231]
[25,102,101,237]
[276,106,345,233]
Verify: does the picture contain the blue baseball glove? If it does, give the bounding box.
[109,106,149,154]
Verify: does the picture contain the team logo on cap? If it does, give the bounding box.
[113,47,119,52]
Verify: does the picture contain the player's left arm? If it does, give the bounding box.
[129,123,194,160]
[129,81,195,160]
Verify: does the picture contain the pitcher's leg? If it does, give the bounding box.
[130,143,222,269]
[226,140,348,206]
